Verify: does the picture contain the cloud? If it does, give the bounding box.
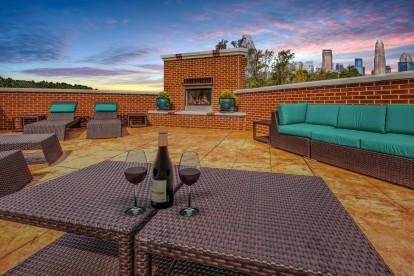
[136,64,164,71]
[106,19,118,25]
[191,15,211,21]
[21,67,154,77]
[197,31,225,40]
[80,47,154,65]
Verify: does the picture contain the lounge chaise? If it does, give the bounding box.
[24,101,80,141]
[0,134,63,165]
[270,103,414,188]
[86,102,122,139]
[0,150,32,197]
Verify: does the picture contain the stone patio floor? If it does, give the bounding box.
[0,126,413,275]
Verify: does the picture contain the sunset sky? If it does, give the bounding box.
[1,0,413,91]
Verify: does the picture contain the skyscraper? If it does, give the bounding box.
[374,37,386,75]
[355,58,364,76]
[335,63,344,72]
[322,49,333,71]
[303,61,314,73]
[386,66,391,74]
[398,52,414,72]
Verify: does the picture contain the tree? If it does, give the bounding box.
[231,35,247,48]
[215,39,228,50]
[0,76,95,89]
[245,48,275,88]
[339,69,349,78]
[347,68,362,77]
[271,50,295,85]
[291,66,309,83]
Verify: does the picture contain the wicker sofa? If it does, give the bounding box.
[270,103,414,189]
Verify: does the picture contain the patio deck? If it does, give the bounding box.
[0,126,413,275]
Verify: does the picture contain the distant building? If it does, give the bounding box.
[291,61,303,71]
[398,52,414,72]
[374,36,386,75]
[347,64,355,71]
[335,63,344,71]
[322,49,333,71]
[355,58,364,75]
[303,61,314,73]
[386,65,391,74]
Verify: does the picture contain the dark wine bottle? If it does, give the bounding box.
[151,128,174,209]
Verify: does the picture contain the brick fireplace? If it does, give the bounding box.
[161,48,247,112]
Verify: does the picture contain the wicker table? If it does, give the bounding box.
[11,115,46,132]
[0,160,180,276]
[135,168,393,275]
[0,134,63,165]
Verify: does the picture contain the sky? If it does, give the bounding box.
[1,0,413,91]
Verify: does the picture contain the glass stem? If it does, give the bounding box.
[134,185,138,208]
[188,186,191,208]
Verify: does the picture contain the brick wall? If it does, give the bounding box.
[149,114,246,130]
[164,52,246,112]
[237,77,414,131]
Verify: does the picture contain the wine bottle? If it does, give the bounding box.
[151,128,174,209]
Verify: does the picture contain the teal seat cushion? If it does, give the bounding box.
[337,105,387,133]
[278,103,308,125]
[95,103,117,112]
[278,123,334,138]
[49,103,76,113]
[311,129,378,148]
[361,133,414,159]
[305,104,339,126]
[385,104,414,135]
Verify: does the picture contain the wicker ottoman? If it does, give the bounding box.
[0,150,32,197]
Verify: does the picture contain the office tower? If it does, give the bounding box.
[398,52,414,72]
[304,61,314,73]
[322,49,333,71]
[347,64,355,71]
[374,37,386,75]
[355,58,364,75]
[386,66,391,74]
[335,63,344,71]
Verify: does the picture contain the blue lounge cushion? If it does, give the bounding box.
[305,104,340,127]
[385,104,414,135]
[49,103,76,113]
[278,103,308,125]
[95,103,117,112]
[361,133,414,159]
[337,105,387,133]
[278,123,335,138]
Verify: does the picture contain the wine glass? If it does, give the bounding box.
[124,150,148,216]
[179,151,201,217]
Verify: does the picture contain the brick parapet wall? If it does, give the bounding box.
[164,54,246,112]
[236,77,414,131]
[148,114,246,130]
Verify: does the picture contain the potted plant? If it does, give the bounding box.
[156,91,173,111]
[218,89,238,112]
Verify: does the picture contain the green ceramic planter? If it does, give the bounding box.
[156,98,171,111]
[219,98,235,112]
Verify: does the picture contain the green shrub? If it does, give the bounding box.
[156,91,173,103]
[218,89,238,104]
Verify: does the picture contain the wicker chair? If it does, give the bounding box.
[0,150,32,197]
[24,101,80,141]
[86,102,122,139]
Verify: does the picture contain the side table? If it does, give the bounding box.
[253,120,271,144]
[11,115,46,132]
[127,114,147,128]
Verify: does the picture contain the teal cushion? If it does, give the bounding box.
[337,105,387,133]
[385,105,414,135]
[361,133,414,159]
[305,104,339,127]
[95,103,117,112]
[278,103,308,125]
[278,123,335,138]
[49,103,76,113]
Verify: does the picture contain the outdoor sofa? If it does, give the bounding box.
[24,101,80,141]
[270,103,414,188]
[86,102,122,139]
[0,150,32,197]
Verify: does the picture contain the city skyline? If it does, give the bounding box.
[1,0,413,91]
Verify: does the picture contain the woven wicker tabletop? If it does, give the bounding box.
[135,168,393,276]
[0,160,180,275]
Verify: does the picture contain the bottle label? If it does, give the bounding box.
[151,179,167,203]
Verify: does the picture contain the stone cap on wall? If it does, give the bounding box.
[161,48,248,61]
[0,88,158,95]
[235,71,414,94]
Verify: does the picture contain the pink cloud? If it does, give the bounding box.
[197,31,225,39]
[22,67,153,77]
[339,8,353,14]
[395,18,409,23]
[191,15,211,21]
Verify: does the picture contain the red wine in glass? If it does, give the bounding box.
[124,166,147,216]
[178,151,201,217]
[179,168,200,186]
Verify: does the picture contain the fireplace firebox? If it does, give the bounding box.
[184,78,213,111]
